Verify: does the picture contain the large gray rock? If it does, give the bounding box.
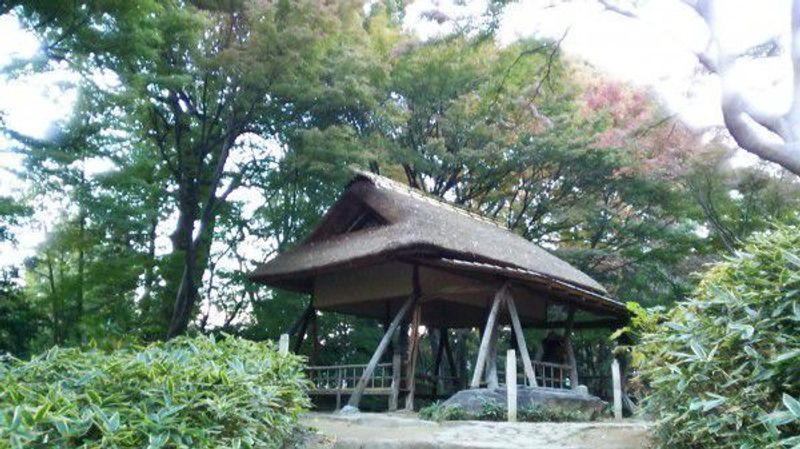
[441,387,604,420]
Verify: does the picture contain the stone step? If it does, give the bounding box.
[300,412,650,449]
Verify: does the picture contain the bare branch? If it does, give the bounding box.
[598,0,637,18]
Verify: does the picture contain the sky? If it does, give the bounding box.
[0,0,792,268]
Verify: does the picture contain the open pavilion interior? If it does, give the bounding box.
[249,170,629,411]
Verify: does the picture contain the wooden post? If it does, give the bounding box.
[442,329,457,379]
[389,354,402,411]
[612,358,623,421]
[310,313,320,365]
[405,304,422,411]
[278,333,289,355]
[505,291,537,387]
[471,284,507,388]
[347,294,416,409]
[432,328,445,398]
[564,306,579,389]
[506,349,517,422]
[335,368,343,411]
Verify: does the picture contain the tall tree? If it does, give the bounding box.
[8,0,381,338]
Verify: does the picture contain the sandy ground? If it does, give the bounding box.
[296,412,651,449]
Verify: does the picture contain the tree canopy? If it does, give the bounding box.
[1,0,798,361]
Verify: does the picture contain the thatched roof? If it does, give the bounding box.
[249,171,625,318]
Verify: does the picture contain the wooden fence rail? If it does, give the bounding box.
[498,359,572,390]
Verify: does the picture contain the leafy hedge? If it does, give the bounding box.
[633,226,800,448]
[0,335,311,449]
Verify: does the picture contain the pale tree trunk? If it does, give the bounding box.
[599,0,800,176]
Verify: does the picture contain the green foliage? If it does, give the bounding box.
[518,405,587,423]
[418,401,590,423]
[633,226,800,448]
[0,335,311,449]
[476,401,507,421]
[418,402,468,422]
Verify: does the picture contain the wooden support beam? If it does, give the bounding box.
[485,317,500,389]
[293,306,315,354]
[347,294,416,409]
[288,303,314,336]
[505,291,537,387]
[470,283,508,388]
[405,304,422,411]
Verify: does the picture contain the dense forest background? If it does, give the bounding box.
[1,0,798,364]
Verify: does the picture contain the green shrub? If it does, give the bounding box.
[476,401,506,421]
[418,401,589,423]
[518,405,586,422]
[418,402,467,422]
[0,334,311,449]
[633,226,800,449]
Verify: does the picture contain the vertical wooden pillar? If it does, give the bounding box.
[432,328,445,398]
[347,294,416,409]
[335,368,343,411]
[310,312,319,365]
[404,304,422,411]
[564,306,579,389]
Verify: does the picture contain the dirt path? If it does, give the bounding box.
[298,412,650,449]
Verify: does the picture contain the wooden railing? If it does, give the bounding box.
[305,355,404,410]
[306,357,574,410]
[532,361,571,389]
[307,362,396,394]
[498,358,572,390]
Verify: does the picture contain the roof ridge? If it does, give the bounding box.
[350,168,509,230]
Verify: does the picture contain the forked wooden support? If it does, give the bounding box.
[347,294,416,409]
[505,291,537,387]
[471,282,539,389]
[470,283,508,388]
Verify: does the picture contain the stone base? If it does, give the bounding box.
[441,386,604,420]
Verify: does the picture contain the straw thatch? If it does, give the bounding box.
[249,171,626,320]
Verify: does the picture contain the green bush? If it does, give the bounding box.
[518,405,586,423]
[0,334,311,449]
[418,402,468,422]
[633,226,800,449]
[418,401,589,423]
[476,401,506,421]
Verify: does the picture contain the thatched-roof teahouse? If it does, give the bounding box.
[250,170,628,411]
